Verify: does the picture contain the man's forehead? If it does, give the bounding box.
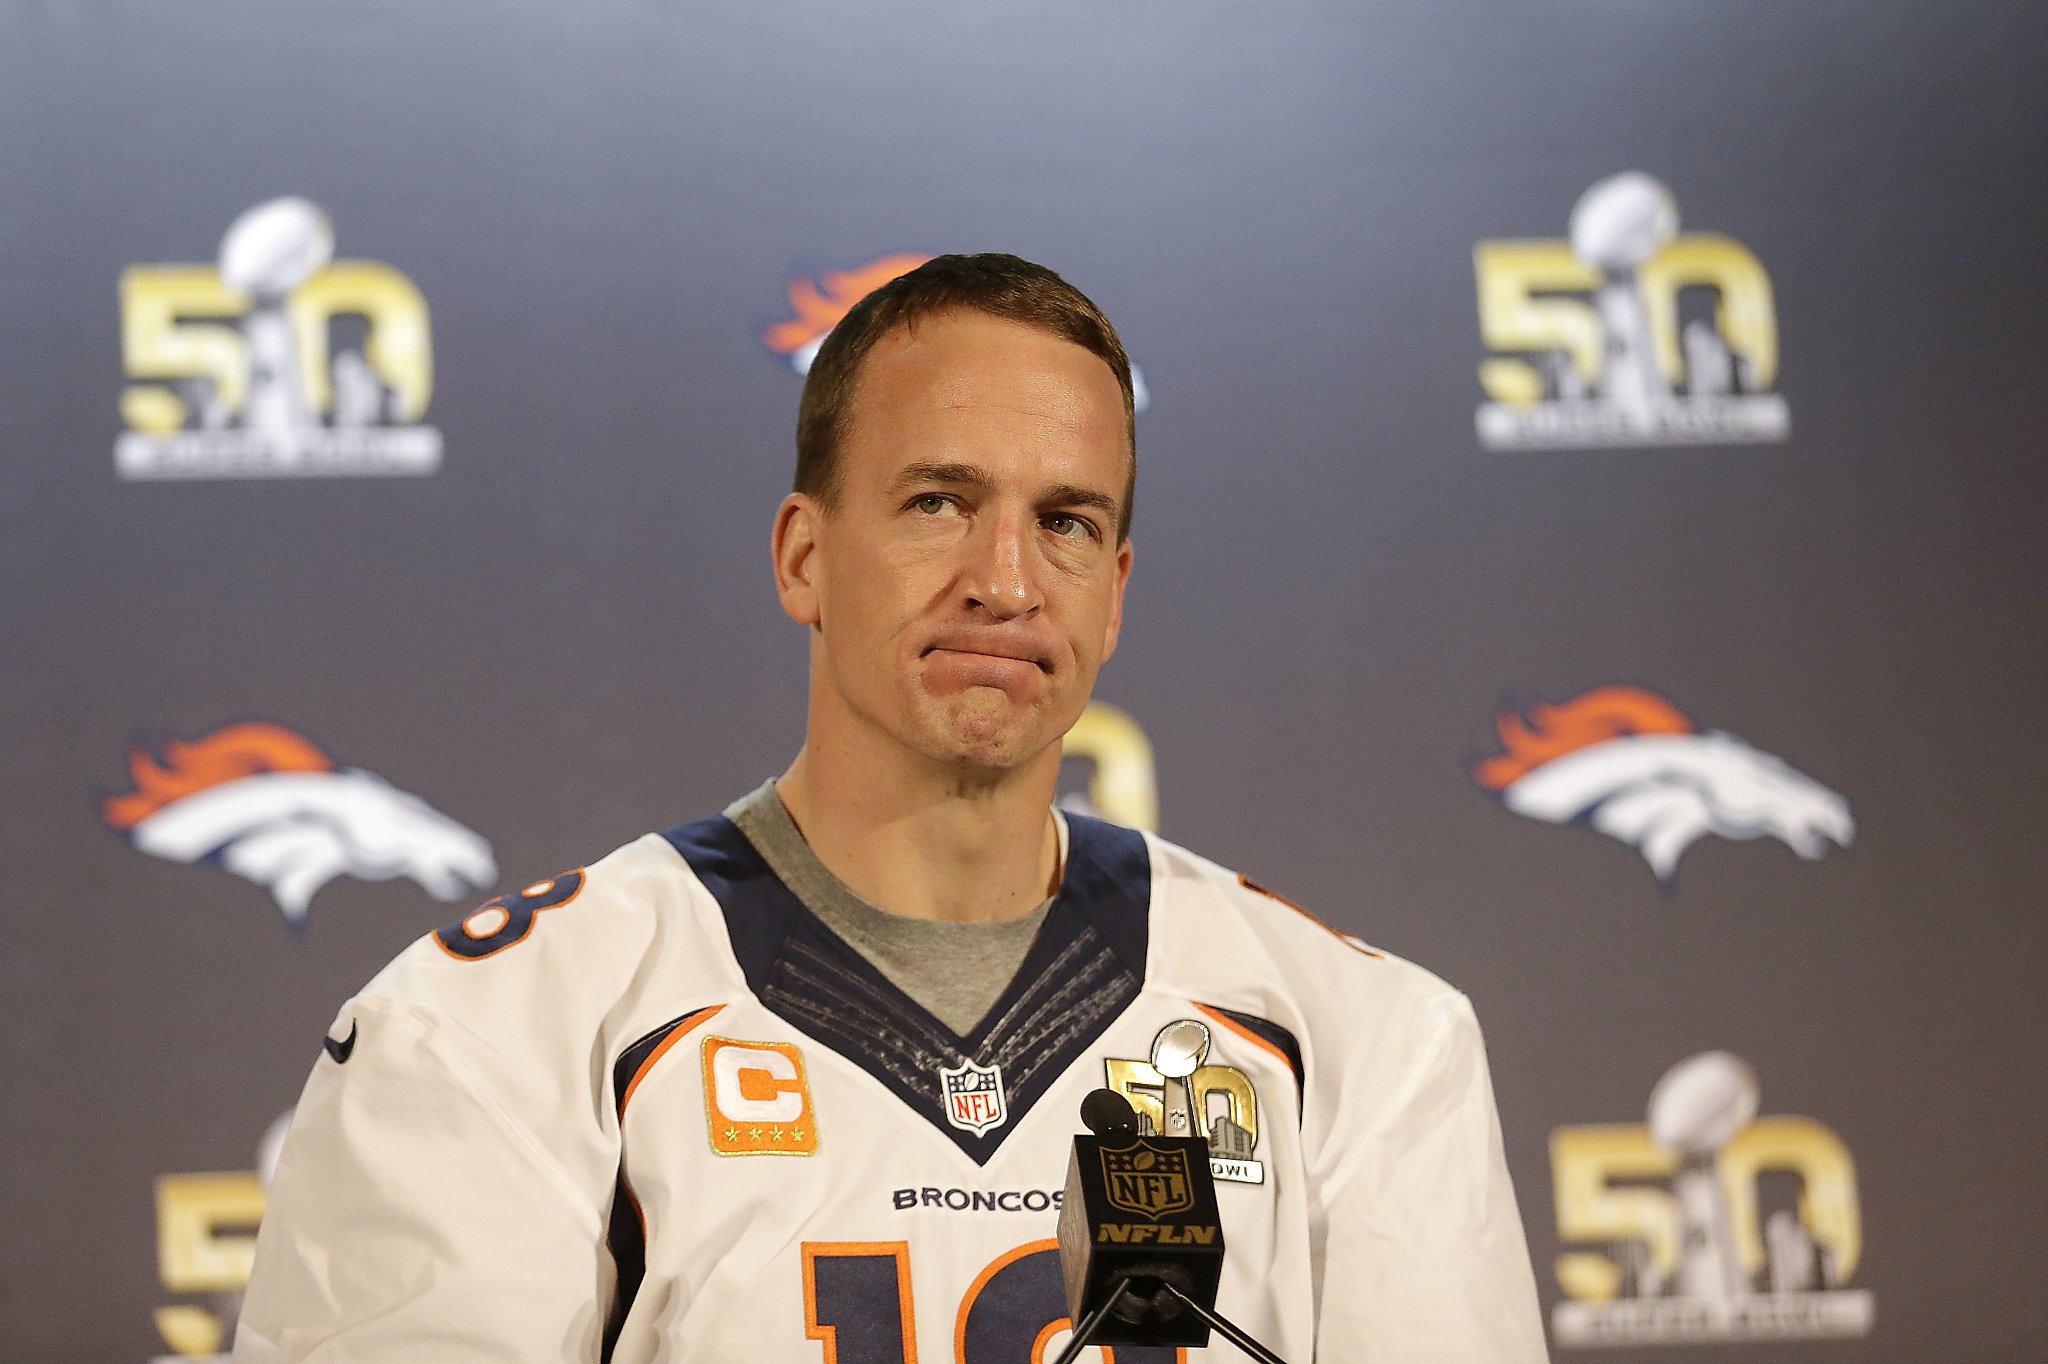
[870,308,1114,387]
[860,320,1095,414]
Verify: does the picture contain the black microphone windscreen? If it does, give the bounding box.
[1079,1088,1139,1135]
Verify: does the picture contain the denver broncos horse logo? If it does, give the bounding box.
[764,253,933,374]
[102,723,497,926]
[763,252,1155,412]
[1470,687,1853,886]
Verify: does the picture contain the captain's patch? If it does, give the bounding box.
[702,1036,818,1156]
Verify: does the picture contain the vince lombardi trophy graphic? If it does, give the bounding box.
[1152,1019,1211,1137]
[218,197,334,452]
[1569,172,1678,424]
[1647,1050,1756,1303]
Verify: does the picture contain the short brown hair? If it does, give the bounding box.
[795,253,1136,540]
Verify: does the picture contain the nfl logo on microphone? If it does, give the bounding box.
[939,1060,1008,1135]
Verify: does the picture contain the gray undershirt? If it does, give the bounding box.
[723,781,1059,1036]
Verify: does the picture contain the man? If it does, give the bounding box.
[236,254,1546,1362]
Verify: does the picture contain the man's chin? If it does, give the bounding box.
[915,692,1050,773]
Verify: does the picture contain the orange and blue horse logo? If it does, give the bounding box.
[764,254,933,375]
[1470,686,1853,887]
[762,252,1155,413]
[102,722,496,927]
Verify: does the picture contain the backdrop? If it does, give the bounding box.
[4,4,2043,1361]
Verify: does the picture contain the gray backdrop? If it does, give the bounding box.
[4,3,2043,1361]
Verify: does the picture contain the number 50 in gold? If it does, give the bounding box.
[1550,1116,1860,1301]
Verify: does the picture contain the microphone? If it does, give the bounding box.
[1055,1087,1226,1348]
[1079,1088,1141,1138]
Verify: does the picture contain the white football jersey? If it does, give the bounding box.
[235,812,1546,1363]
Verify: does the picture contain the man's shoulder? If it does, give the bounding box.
[353,823,733,1022]
[1136,826,1460,1013]
[1135,828,1482,1141]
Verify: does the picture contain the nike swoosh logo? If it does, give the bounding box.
[323,1020,358,1064]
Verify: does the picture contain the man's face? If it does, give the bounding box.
[779,310,1133,776]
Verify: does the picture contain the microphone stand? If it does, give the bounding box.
[1154,1280,1291,1364]
[1046,1274,1294,1364]
[1046,1275,1135,1364]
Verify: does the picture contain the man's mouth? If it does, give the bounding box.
[922,634,1054,673]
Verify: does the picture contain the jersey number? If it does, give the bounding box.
[432,871,586,961]
[804,1240,1182,1363]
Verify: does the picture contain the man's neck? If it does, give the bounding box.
[774,742,1062,925]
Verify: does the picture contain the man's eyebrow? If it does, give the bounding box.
[1039,483,1122,520]
[888,461,996,494]
[887,463,1121,521]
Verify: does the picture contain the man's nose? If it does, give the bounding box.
[963,512,1043,620]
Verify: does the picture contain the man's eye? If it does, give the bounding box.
[1045,514,1094,540]
[913,494,951,515]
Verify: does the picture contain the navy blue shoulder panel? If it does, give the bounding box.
[1057,813,1151,977]
[660,813,798,997]
[1203,1003,1306,1099]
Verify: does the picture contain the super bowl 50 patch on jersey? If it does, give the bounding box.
[1104,1017,1279,1186]
[702,1037,819,1156]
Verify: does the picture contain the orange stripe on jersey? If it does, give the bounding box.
[1193,1002,1292,1075]
[1237,873,1385,959]
[617,1004,724,1118]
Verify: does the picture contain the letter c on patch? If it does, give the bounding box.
[711,1044,805,1123]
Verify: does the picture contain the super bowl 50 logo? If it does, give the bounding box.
[1059,701,1158,831]
[1474,173,1788,449]
[1105,1019,1265,1185]
[149,1114,289,1362]
[117,197,440,480]
[1550,1052,1873,1347]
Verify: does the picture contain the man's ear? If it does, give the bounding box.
[1099,536,1134,663]
[772,493,825,628]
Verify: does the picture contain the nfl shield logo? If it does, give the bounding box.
[938,1059,1009,1135]
[1101,1140,1196,1221]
